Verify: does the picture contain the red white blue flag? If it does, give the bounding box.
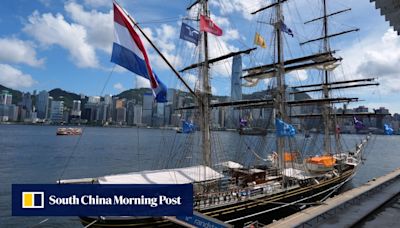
[111,2,167,102]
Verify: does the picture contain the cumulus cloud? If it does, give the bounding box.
[65,1,113,53]
[136,76,150,88]
[0,64,36,88]
[23,11,99,68]
[113,82,125,92]
[140,24,183,71]
[0,38,44,67]
[210,0,264,20]
[290,69,308,81]
[341,29,400,93]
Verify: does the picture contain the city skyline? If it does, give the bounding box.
[1,0,400,113]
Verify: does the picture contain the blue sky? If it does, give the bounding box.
[0,0,399,113]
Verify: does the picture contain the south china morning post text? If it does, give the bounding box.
[12,184,193,216]
[48,194,182,207]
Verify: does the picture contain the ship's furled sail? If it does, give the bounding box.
[111,3,167,102]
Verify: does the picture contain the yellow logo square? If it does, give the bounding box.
[22,192,44,209]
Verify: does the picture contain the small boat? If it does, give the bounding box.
[238,127,268,136]
[305,155,336,173]
[56,127,82,136]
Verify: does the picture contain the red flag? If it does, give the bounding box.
[200,15,223,36]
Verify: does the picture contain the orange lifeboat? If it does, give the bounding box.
[305,155,336,172]
[284,152,299,162]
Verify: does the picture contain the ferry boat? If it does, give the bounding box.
[56,127,82,136]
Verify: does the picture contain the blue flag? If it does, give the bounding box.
[281,22,294,37]
[180,22,200,45]
[276,118,296,137]
[182,120,195,133]
[384,124,393,135]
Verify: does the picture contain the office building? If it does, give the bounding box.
[50,101,64,123]
[0,90,12,105]
[36,90,49,119]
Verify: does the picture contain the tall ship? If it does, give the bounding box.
[59,0,380,227]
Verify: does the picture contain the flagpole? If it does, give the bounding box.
[122,14,198,99]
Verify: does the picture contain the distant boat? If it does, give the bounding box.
[238,127,268,136]
[56,127,82,136]
[238,118,267,136]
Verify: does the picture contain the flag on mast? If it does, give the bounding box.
[254,32,266,48]
[275,118,296,137]
[111,2,167,102]
[281,22,294,37]
[180,22,200,45]
[200,15,223,36]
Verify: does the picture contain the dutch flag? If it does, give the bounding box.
[111,2,167,102]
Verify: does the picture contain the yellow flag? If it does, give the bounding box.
[254,32,266,48]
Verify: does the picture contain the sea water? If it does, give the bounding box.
[0,124,398,227]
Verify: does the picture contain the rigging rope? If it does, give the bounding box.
[58,65,116,180]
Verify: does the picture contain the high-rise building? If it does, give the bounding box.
[50,101,64,123]
[116,98,126,109]
[126,100,135,125]
[133,105,142,125]
[96,102,108,123]
[0,90,12,105]
[36,90,49,119]
[71,100,81,117]
[21,92,32,111]
[47,96,53,119]
[142,93,153,126]
[116,107,127,123]
[229,55,243,128]
[104,94,112,105]
[88,96,101,104]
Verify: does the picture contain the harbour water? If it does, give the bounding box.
[0,124,399,227]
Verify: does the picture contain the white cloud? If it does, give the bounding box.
[0,38,44,67]
[113,82,125,92]
[0,64,36,88]
[210,0,265,20]
[136,76,150,88]
[340,29,400,93]
[65,1,113,53]
[290,69,308,81]
[141,24,183,71]
[83,0,110,8]
[23,11,99,68]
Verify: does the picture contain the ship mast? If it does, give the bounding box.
[322,0,331,154]
[275,0,287,177]
[200,0,211,167]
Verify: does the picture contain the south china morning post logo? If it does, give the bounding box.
[22,192,44,209]
[12,184,193,216]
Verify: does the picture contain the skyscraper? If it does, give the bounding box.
[229,55,243,128]
[0,90,12,105]
[142,93,153,126]
[50,101,64,123]
[36,90,49,119]
[71,100,81,117]
[133,105,142,125]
